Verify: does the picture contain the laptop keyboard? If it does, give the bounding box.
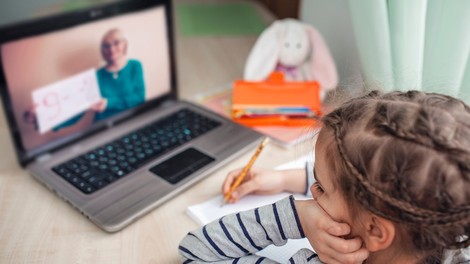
[52,108,221,194]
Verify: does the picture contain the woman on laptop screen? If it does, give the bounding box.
[89,28,146,121]
[24,28,146,131]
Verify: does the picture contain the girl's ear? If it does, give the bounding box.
[244,21,284,81]
[362,214,396,252]
[304,25,338,91]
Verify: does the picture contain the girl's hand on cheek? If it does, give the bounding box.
[295,199,370,264]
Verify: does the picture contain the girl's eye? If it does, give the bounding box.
[313,182,324,193]
[311,182,324,199]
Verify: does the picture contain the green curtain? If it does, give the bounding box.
[348,0,470,103]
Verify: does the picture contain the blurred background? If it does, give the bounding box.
[1,0,469,102]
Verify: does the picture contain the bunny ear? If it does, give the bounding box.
[305,25,338,91]
[244,21,284,81]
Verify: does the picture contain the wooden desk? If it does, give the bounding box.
[0,1,311,263]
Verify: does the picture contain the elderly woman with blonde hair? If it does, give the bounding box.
[92,28,145,120]
[43,28,146,131]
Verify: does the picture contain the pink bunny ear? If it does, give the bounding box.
[304,25,338,91]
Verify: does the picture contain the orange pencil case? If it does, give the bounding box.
[232,72,322,127]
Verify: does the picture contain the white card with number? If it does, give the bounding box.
[32,69,102,134]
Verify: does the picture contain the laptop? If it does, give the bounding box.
[0,0,262,232]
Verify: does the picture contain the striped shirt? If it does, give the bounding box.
[179,194,470,264]
[179,195,322,263]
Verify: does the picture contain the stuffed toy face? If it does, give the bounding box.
[278,23,310,67]
[244,18,338,92]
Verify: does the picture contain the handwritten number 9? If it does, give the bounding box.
[42,92,61,120]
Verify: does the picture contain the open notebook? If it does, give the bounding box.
[186,155,314,263]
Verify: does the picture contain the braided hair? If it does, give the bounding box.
[322,90,470,258]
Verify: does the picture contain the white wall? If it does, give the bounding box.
[300,0,363,87]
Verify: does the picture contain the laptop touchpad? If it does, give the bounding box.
[149,148,215,184]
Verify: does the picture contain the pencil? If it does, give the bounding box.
[221,137,270,206]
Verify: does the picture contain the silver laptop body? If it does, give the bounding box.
[0,0,262,232]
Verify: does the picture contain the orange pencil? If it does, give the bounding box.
[221,137,270,206]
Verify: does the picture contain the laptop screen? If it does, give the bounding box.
[0,4,172,161]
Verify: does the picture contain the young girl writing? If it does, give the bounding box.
[179,90,470,263]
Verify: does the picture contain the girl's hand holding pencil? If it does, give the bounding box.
[221,137,270,206]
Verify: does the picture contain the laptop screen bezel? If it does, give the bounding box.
[0,0,178,167]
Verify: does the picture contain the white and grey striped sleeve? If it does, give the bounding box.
[178,195,319,263]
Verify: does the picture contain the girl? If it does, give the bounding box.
[179,90,470,263]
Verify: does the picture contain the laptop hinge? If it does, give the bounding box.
[161,100,175,108]
[36,153,52,163]
[106,120,114,128]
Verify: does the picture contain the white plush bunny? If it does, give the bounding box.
[244,19,338,93]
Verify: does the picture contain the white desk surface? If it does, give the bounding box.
[0,1,312,263]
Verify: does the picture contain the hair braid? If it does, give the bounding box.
[323,90,470,250]
[332,122,470,228]
[372,99,470,172]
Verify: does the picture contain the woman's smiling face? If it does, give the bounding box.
[101,30,127,65]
